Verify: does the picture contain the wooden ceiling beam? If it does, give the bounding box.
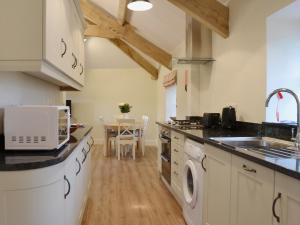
[110,39,159,79]
[118,0,128,25]
[85,25,120,39]
[167,0,229,38]
[80,0,172,70]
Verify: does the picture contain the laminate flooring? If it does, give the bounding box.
[81,145,186,225]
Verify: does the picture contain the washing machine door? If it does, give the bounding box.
[183,159,198,208]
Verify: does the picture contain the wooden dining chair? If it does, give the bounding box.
[141,115,149,156]
[116,119,138,160]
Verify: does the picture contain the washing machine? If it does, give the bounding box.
[183,139,206,225]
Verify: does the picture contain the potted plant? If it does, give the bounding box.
[118,103,132,118]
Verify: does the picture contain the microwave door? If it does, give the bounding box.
[58,109,70,147]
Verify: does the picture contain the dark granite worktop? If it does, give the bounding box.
[157,122,300,181]
[0,126,93,171]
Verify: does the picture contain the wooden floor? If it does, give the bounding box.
[81,145,186,225]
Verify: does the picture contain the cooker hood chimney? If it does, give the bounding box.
[173,16,214,64]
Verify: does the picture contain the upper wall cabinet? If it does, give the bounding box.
[0,0,85,90]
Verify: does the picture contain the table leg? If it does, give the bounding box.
[104,128,108,156]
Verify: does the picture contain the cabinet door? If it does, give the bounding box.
[64,152,78,225]
[0,0,42,61]
[230,155,274,225]
[60,0,76,77]
[203,144,231,225]
[273,172,300,225]
[44,0,64,70]
[77,32,85,85]
[0,180,64,225]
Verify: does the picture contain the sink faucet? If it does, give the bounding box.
[265,88,300,148]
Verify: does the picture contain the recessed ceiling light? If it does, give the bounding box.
[127,0,153,11]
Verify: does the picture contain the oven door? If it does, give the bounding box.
[161,154,171,184]
[58,108,71,148]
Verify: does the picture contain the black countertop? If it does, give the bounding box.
[157,122,300,181]
[0,126,93,171]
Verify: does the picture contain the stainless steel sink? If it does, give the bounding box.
[210,137,300,159]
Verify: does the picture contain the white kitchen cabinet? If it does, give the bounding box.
[171,131,184,204]
[203,144,231,225]
[0,163,65,225]
[273,172,300,225]
[0,0,85,90]
[230,155,275,225]
[0,134,93,225]
[171,141,184,203]
[64,150,79,225]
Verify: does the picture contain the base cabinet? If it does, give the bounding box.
[273,172,300,225]
[0,134,93,225]
[203,144,231,225]
[230,155,275,225]
[171,132,184,204]
[0,180,65,225]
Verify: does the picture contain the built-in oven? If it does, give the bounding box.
[160,128,171,184]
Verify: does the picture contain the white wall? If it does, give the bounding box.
[266,0,300,123]
[0,72,62,134]
[198,0,294,123]
[156,0,294,124]
[67,68,157,144]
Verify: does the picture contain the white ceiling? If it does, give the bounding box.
[86,0,228,69]
[90,0,186,53]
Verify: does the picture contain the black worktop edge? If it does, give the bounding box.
[0,127,93,171]
[156,122,300,181]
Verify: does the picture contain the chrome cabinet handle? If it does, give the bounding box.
[82,148,87,164]
[64,175,71,199]
[173,171,178,176]
[243,164,257,173]
[201,155,207,172]
[72,53,77,69]
[174,161,178,165]
[272,192,282,223]
[80,63,84,75]
[76,158,81,176]
[61,38,67,58]
[174,149,179,153]
[174,136,179,140]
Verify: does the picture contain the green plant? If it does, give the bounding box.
[118,103,132,113]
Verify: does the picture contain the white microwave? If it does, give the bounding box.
[4,106,71,150]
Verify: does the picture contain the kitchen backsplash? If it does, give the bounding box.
[0,72,62,134]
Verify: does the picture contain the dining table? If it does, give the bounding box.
[103,122,144,156]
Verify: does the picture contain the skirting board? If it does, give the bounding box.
[93,138,158,147]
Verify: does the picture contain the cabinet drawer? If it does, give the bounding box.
[171,131,184,146]
[171,142,183,160]
[232,155,274,180]
[171,165,182,188]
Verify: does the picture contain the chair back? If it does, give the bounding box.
[142,115,149,136]
[116,118,136,139]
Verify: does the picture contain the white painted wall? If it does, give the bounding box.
[0,72,62,134]
[198,0,294,123]
[66,68,157,145]
[266,0,300,123]
[156,0,294,124]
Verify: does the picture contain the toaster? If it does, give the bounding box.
[202,113,221,128]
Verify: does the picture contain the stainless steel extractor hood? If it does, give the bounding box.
[173,16,214,65]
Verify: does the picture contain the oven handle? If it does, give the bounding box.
[159,135,170,144]
[161,154,170,162]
